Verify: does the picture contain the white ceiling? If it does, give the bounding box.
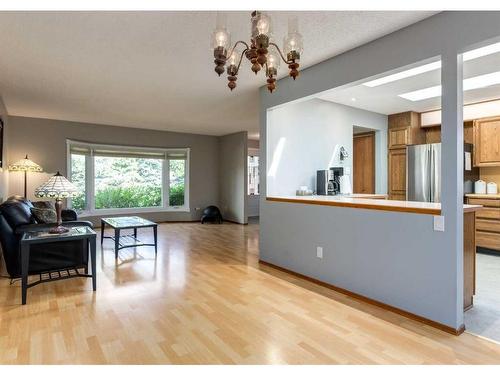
[319,45,500,115]
[0,11,437,137]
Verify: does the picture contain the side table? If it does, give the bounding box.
[20,226,97,305]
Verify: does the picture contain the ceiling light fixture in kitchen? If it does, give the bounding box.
[399,71,500,101]
[211,11,303,93]
[363,41,500,88]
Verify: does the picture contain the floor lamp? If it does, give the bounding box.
[8,155,43,198]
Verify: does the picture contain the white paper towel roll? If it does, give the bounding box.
[339,175,352,195]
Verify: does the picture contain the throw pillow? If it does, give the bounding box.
[32,201,56,210]
[30,207,57,224]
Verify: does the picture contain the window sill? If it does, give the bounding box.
[77,206,191,217]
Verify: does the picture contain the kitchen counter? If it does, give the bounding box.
[267,195,482,215]
[465,193,500,199]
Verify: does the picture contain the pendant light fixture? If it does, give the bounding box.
[211,11,303,93]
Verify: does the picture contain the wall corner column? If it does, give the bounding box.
[441,50,464,329]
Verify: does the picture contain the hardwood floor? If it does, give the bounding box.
[1,220,500,364]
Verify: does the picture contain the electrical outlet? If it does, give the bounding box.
[433,215,445,232]
[316,246,323,259]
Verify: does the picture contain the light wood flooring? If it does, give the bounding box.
[1,220,500,364]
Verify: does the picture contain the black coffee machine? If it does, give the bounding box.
[316,167,344,195]
[330,167,344,195]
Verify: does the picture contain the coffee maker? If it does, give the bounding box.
[316,167,344,195]
[330,167,343,195]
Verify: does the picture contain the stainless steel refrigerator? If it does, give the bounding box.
[406,143,478,203]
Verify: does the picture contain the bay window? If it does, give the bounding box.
[67,141,189,214]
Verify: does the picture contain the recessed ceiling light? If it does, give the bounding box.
[362,61,441,87]
[362,41,500,88]
[398,85,441,101]
[398,71,500,101]
[463,41,500,61]
[351,97,357,102]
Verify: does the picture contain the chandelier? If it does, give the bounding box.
[211,11,303,93]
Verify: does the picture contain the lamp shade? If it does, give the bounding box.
[35,172,79,199]
[8,154,43,172]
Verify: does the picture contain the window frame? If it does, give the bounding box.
[66,140,190,216]
[247,149,260,196]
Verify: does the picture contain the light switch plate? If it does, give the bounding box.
[316,246,323,259]
[433,215,445,232]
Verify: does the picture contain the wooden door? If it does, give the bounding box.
[353,132,375,194]
[474,117,500,166]
[388,148,407,200]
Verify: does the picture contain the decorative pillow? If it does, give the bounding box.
[32,201,56,210]
[30,207,57,224]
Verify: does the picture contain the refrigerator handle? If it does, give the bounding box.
[429,144,441,203]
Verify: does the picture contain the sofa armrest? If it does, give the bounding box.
[62,209,78,222]
[15,220,94,235]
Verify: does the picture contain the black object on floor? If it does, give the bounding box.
[201,206,223,224]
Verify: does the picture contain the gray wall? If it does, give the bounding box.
[219,131,248,224]
[260,12,500,330]
[5,116,220,225]
[267,99,387,196]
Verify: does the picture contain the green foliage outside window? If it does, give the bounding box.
[70,153,186,211]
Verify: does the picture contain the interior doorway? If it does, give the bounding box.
[353,130,375,194]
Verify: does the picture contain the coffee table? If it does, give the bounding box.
[20,226,97,305]
[101,216,158,259]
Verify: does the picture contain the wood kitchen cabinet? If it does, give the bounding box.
[423,121,474,144]
[388,148,407,200]
[388,111,424,149]
[387,111,424,200]
[473,116,500,167]
[467,195,500,252]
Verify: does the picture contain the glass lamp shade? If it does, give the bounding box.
[251,12,272,39]
[35,172,79,199]
[211,28,231,51]
[267,51,280,71]
[228,48,240,67]
[211,12,231,51]
[8,155,43,172]
[283,17,303,60]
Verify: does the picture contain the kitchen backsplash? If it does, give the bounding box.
[480,166,500,186]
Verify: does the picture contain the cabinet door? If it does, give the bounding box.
[474,117,500,166]
[388,148,407,200]
[389,127,409,149]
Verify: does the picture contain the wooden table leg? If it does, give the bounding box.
[114,228,120,259]
[21,242,30,305]
[153,225,158,255]
[90,236,97,291]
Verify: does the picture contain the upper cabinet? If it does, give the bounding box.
[423,121,474,144]
[474,116,500,167]
[388,111,424,149]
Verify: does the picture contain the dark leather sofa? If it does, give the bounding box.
[0,196,93,278]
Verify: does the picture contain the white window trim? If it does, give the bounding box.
[66,140,190,216]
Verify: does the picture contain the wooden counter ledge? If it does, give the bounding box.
[267,195,482,215]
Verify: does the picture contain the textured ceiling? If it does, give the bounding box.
[0,11,437,137]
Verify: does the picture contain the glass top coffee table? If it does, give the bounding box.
[100,216,158,259]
